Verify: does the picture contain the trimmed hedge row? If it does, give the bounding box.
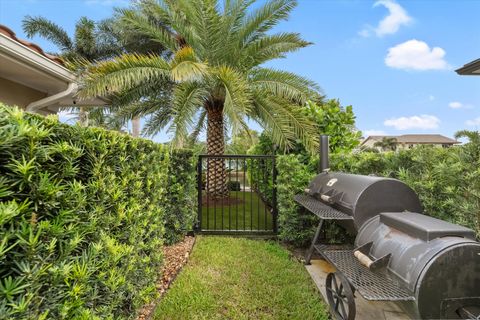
[276,145,480,246]
[0,105,196,319]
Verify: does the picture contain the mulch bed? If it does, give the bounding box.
[137,235,196,320]
[201,195,245,206]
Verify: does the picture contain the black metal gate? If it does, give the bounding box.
[196,155,277,234]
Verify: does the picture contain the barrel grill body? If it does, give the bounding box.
[356,212,480,319]
[306,172,423,231]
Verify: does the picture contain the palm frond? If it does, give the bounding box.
[168,82,208,146]
[251,92,317,152]
[249,68,320,104]
[242,32,310,67]
[170,47,208,81]
[240,0,297,44]
[78,53,170,99]
[142,107,174,137]
[118,8,179,51]
[74,17,96,59]
[22,15,73,52]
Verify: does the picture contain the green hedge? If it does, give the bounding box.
[0,105,195,319]
[164,150,196,245]
[277,145,480,246]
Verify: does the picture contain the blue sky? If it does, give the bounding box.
[1,0,479,141]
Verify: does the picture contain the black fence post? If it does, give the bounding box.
[196,156,203,232]
[272,156,278,234]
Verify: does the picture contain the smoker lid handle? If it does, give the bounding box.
[354,250,374,269]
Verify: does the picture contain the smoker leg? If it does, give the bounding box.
[305,219,324,265]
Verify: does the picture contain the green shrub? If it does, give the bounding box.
[163,150,196,245]
[276,155,316,246]
[0,105,195,319]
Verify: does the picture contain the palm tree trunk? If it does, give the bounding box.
[78,107,88,126]
[206,101,229,199]
[132,117,140,137]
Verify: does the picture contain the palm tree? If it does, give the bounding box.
[78,0,321,198]
[374,137,397,151]
[455,130,480,145]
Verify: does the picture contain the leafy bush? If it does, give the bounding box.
[0,105,195,319]
[276,155,316,246]
[163,150,196,245]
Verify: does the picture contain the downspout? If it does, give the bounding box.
[26,82,78,113]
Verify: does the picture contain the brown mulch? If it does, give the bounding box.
[201,195,245,206]
[137,235,196,320]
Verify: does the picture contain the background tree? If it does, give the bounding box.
[249,99,361,163]
[455,130,480,162]
[374,137,398,151]
[302,99,361,153]
[22,15,164,135]
[227,130,259,154]
[78,0,321,198]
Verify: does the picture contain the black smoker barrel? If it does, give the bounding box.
[296,135,480,320]
[356,212,480,319]
[304,172,423,232]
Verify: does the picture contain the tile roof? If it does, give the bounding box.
[0,24,64,66]
[362,134,459,145]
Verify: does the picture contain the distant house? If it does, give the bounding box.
[0,24,106,115]
[361,134,460,151]
[456,58,480,76]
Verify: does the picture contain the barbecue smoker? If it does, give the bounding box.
[295,136,480,320]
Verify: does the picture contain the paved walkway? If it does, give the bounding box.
[306,259,411,320]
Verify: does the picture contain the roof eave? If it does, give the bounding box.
[455,58,480,76]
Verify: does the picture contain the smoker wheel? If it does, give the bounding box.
[326,272,356,320]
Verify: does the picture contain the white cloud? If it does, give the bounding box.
[448,101,473,109]
[359,0,412,37]
[449,101,463,109]
[384,114,440,130]
[466,117,480,126]
[364,130,387,136]
[429,95,435,101]
[385,40,449,71]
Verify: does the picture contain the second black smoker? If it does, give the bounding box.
[295,135,480,320]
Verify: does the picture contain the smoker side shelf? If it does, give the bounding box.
[315,245,415,301]
[294,194,353,220]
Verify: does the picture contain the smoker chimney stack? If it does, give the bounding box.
[319,135,329,173]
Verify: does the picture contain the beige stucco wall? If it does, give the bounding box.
[0,77,47,108]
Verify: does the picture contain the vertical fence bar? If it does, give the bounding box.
[243,158,246,231]
[206,157,210,230]
[236,158,239,231]
[214,159,217,230]
[228,158,231,230]
[272,156,278,234]
[257,159,260,230]
[264,159,268,230]
[250,158,253,231]
[221,158,224,230]
[197,156,203,231]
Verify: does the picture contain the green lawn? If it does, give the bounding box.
[153,236,328,320]
[201,191,273,231]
